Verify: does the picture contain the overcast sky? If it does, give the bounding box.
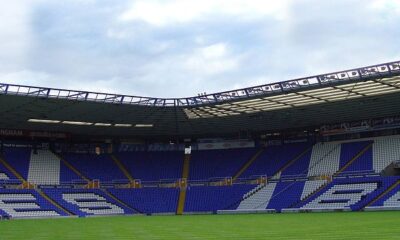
[0,0,399,98]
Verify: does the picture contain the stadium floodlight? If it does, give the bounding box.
[114,124,132,127]
[62,121,93,126]
[135,124,154,128]
[28,119,60,124]
[94,123,112,127]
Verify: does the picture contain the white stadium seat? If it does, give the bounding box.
[62,193,124,215]
[28,150,61,185]
[237,183,277,210]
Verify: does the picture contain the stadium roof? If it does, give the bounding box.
[0,60,400,139]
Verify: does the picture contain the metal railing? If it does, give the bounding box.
[0,170,384,189]
[1,60,399,107]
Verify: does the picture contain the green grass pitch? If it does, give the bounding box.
[0,211,399,239]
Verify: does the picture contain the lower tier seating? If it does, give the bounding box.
[0,173,9,180]
[185,185,256,212]
[1,136,400,218]
[42,188,135,217]
[1,176,400,218]
[298,176,400,210]
[108,188,179,214]
[0,189,64,218]
[371,184,400,207]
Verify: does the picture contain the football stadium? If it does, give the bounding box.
[1,60,400,239]
[2,1,400,239]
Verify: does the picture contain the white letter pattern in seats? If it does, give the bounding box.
[0,193,60,218]
[383,191,400,207]
[302,183,377,209]
[62,193,124,215]
[0,172,9,180]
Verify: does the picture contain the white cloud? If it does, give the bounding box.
[0,2,31,71]
[119,0,291,26]
[369,0,400,13]
[184,43,240,75]
[0,70,52,86]
[199,43,227,59]
[1,0,400,98]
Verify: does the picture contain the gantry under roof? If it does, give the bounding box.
[0,60,399,139]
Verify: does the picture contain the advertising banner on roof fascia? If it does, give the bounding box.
[197,140,255,150]
[0,129,69,139]
[0,129,24,137]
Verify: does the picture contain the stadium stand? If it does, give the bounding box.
[300,179,328,200]
[267,181,305,211]
[337,141,373,175]
[240,143,311,178]
[61,153,126,182]
[371,184,400,207]
[237,183,277,210]
[0,173,8,180]
[373,136,400,172]
[280,148,313,177]
[307,142,341,177]
[116,151,183,182]
[184,185,256,213]
[2,147,31,180]
[0,136,400,218]
[42,188,135,217]
[0,189,64,218]
[189,148,257,180]
[1,60,400,218]
[28,150,60,185]
[301,182,377,210]
[59,155,89,184]
[1,136,400,217]
[296,176,400,211]
[108,188,179,214]
[0,163,12,181]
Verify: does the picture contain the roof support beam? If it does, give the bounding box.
[372,78,400,90]
[293,91,330,103]
[331,85,367,97]
[263,98,297,108]
[212,104,247,115]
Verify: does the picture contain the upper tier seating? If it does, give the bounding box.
[2,147,31,180]
[373,136,400,172]
[62,153,126,182]
[307,142,341,177]
[117,151,183,181]
[280,150,313,177]
[0,163,13,181]
[28,150,60,185]
[338,141,373,175]
[189,148,257,180]
[240,143,311,178]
